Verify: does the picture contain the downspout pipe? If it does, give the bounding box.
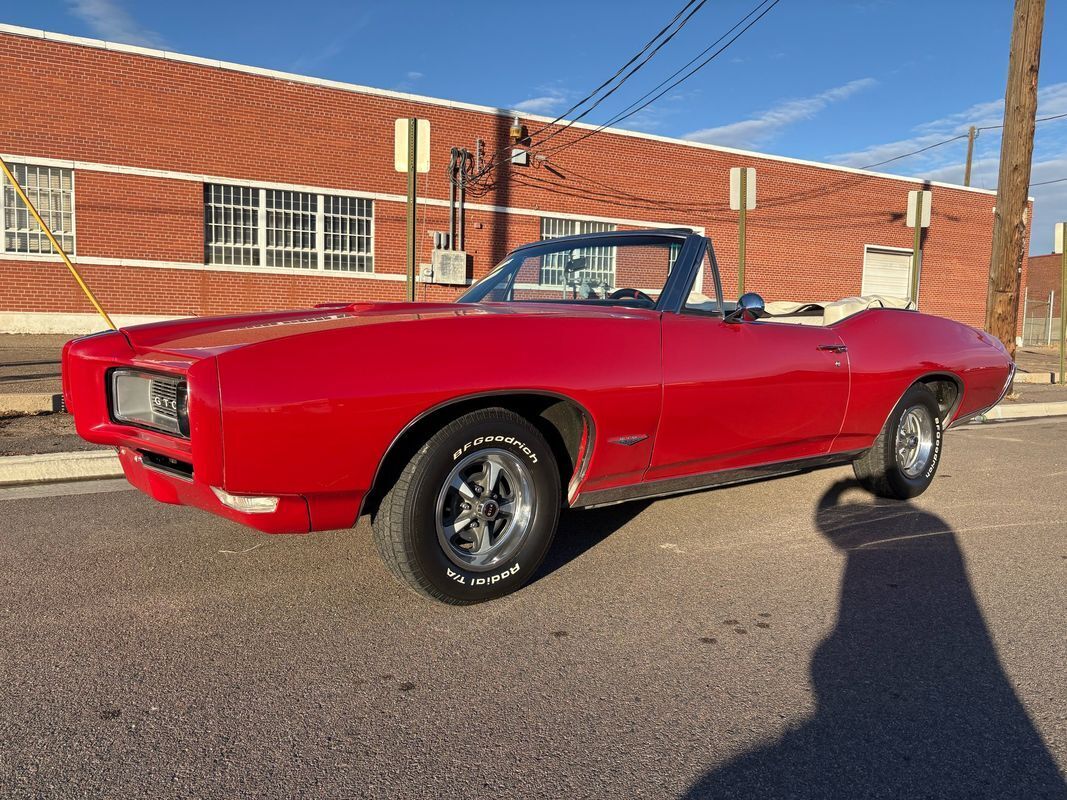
[448,147,458,250]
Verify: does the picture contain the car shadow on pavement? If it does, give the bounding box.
[532,502,652,583]
[685,479,1067,799]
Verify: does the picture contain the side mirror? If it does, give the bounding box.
[725,292,766,323]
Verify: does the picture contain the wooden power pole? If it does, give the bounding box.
[963,126,977,187]
[986,0,1045,359]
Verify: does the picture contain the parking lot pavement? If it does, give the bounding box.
[0,335,67,396]
[1,421,1065,798]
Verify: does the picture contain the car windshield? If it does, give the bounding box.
[457,233,686,308]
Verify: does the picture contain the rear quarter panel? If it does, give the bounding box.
[833,309,1012,450]
[214,309,662,502]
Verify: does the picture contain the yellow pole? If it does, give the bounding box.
[0,156,116,330]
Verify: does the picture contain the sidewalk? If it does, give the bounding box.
[0,413,98,457]
[1014,344,1064,383]
[0,333,69,412]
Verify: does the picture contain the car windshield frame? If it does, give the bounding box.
[456,230,703,311]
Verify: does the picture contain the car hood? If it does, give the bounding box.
[120,301,653,359]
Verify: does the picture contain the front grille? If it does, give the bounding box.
[150,378,180,422]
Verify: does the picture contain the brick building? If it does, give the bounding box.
[1022,252,1062,344]
[0,23,1027,334]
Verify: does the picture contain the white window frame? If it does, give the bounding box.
[205,183,374,273]
[323,194,374,273]
[0,163,76,257]
[539,216,617,289]
[861,244,916,301]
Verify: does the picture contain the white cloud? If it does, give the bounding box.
[681,78,876,148]
[406,71,423,82]
[66,0,166,48]
[830,82,1067,170]
[828,82,1067,253]
[512,93,568,115]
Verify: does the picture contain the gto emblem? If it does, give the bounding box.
[153,396,177,411]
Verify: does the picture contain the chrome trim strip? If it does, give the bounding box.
[139,451,194,483]
[608,434,649,446]
[572,449,865,509]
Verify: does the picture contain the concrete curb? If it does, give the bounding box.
[0,393,64,415]
[978,400,1067,422]
[1014,372,1056,384]
[0,450,122,486]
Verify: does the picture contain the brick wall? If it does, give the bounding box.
[0,29,1022,331]
[1025,254,1063,317]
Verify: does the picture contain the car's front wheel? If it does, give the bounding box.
[853,382,943,499]
[373,408,560,604]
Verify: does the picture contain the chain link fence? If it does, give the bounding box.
[1022,289,1062,346]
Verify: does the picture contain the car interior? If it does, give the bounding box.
[685,293,916,325]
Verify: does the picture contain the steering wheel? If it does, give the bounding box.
[608,288,654,305]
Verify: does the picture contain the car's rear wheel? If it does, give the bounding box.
[372,408,560,604]
[853,382,943,500]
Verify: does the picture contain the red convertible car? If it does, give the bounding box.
[64,229,1013,603]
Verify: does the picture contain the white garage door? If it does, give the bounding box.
[861,247,914,300]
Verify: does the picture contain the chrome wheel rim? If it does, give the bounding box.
[896,405,935,478]
[435,448,535,572]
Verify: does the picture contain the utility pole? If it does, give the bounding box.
[986,0,1045,359]
[963,126,977,187]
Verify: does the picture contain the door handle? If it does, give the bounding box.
[817,344,848,353]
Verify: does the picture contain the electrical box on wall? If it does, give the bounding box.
[419,250,468,285]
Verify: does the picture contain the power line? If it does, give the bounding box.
[546,0,778,154]
[859,134,969,170]
[464,0,707,187]
[527,0,709,153]
[538,0,784,160]
[979,110,1067,130]
[859,110,1067,171]
[1030,176,1067,187]
[524,0,705,144]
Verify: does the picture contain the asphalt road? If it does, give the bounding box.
[1,420,1065,799]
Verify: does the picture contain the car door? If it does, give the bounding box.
[646,312,850,482]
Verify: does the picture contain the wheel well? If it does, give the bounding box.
[916,374,962,421]
[363,394,592,517]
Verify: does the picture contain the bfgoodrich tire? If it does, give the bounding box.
[853,382,943,500]
[372,408,560,604]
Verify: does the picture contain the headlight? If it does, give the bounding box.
[110,370,189,437]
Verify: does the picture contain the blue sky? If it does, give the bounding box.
[7,0,1067,253]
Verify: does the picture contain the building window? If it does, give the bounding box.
[205,184,374,272]
[205,184,259,266]
[2,164,75,255]
[539,217,617,288]
[324,196,373,272]
[266,190,316,269]
[668,242,682,271]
